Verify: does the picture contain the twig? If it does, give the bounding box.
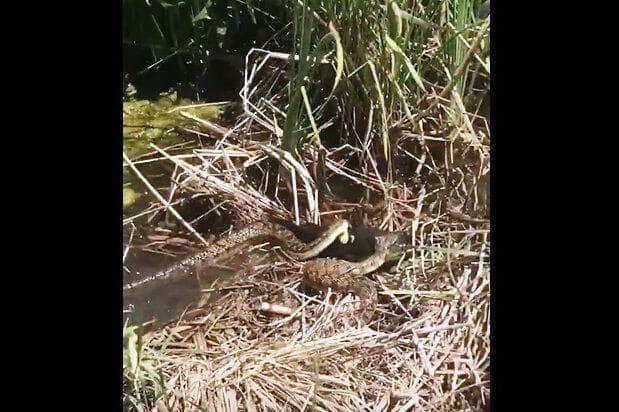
[179,111,235,137]
[123,223,136,263]
[123,151,209,246]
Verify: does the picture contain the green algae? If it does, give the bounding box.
[123,187,142,208]
[123,90,225,159]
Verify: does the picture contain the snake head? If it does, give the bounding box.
[375,231,409,263]
[374,232,401,250]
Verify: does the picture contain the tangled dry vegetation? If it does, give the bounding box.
[123,22,490,412]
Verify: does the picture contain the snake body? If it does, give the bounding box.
[124,219,400,326]
[123,220,350,326]
[301,232,401,320]
[124,220,350,291]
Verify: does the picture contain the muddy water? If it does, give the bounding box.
[123,244,274,327]
[124,268,209,326]
[123,264,234,326]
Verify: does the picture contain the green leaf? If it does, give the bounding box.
[123,326,140,374]
[388,1,403,38]
[316,22,344,97]
[193,6,212,22]
[385,35,426,92]
[158,1,181,9]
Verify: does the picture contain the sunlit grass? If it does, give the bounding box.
[122,1,490,410]
[281,0,489,156]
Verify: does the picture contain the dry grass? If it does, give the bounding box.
[123,24,489,409]
[123,130,489,411]
[125,253,489,410]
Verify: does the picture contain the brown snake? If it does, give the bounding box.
[301,232,401,321]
